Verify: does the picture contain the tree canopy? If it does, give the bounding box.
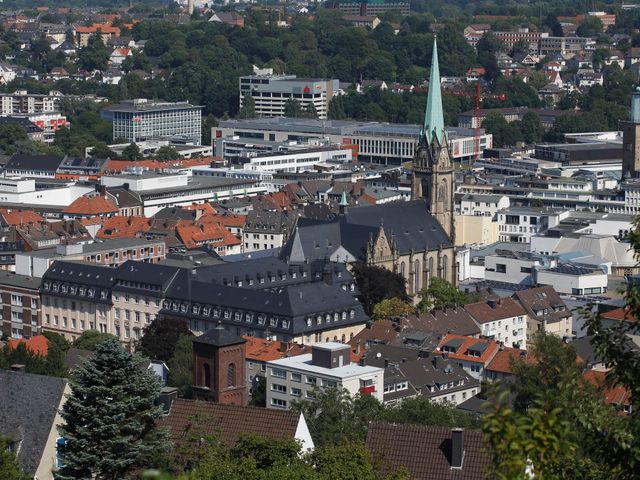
[138,317,192,362]
[352,263,409,315]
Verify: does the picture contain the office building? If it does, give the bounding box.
[101,98,203,145]
[239,75,339,120]
[216,118,491,165]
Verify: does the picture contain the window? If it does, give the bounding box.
[227,363,236,387]
[11,294,21,306]
[306,376,317,385]
[496,263,507,273]
[270,398,287,408]
[271,383,286,393]
[520,266,532,273]
[11,311,22,322]
[31,298,37,309]
[291,373,302,382]
[291,387,302,397]
[271,368,286,379]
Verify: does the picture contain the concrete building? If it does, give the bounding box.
[622,88,640,179]
[239,75,339,120]
[332,0,410,16]
[235,146,352,172]
[0,177,93,207]
[465,298,528,349]
[496,207,562,243]
[101,98,203,144]
[266,342,384,409]
[0,90,62,115]
[216,118,491,165]
[0,272,41,339]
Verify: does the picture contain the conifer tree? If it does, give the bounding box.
[58,338,169,479]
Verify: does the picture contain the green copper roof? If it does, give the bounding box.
[421,37,446,144]
[340,191,348,207]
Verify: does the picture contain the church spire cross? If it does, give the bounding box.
[421,36,446,145]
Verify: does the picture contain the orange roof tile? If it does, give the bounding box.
[76,24,120,34]
[243,336,311,362]
[176,223,241,250]
[197,212,246,228]
[583,370,631,412]
[63,195,119,216]
[97,215,150,239]
[437,333,499,364]
[104,157,215,173]
[183,203,215,214]
[602,307,637,323]
[485,347,536,374]
[0,208,43,226]
[8,335,49,356]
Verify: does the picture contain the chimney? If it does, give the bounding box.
[451,428,464,469]
[156,386,178,414]
[356,340,361,355]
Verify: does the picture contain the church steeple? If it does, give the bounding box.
[420,36,446,146]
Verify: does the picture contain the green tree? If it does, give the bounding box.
[249,375,266,407]
[352,263,408,315]
[77,32,110,71]
[121,142,142,161]
[0,124,30,154]
[577,16,604,38]
[167,334,193,397]
[0,436,29,480]
[417,277,467,312]
[481,111,523,148]
[138,317,192,362]
[372,297,415,321]
[73,330,115,351]
[58,338,169,479]
[284,98,304,118]
[303,102,318,119]
[155,146,181,162]
[519,111,543,144]
[237,95,256,119]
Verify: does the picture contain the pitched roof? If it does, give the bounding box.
[243,336,311,362]
[437,334,499,364]
[464,298,526,324]
[4,153,64,172]
[0,208,43,226]
[197,212,247,228]
[404,308,481,337]
[512,286,570,322]
[193,323,245,347]
[96,215,150,239]
[601,307,637,323]
[161,399,301,447]
[7,335,49,356]
[75,23,120,34]
[63,195,119,216]
[0,371,67,475]
[176,222,241,250]
[367,422,490,480]
[583,370,631,411]
[485,347,535,374]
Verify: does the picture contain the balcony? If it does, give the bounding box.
[360,385,376,396]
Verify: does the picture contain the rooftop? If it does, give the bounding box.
[268,352,383,379]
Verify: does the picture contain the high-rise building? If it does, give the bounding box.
[622,88,640,179]
[101,98,203,145]
[411,37,455,242]
[238,75,339,120]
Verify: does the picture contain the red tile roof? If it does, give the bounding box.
[197,212,246,228]
[160,399,301,447]
[602,307,637,323]
[367,422,490,479]
[437,334,499,364]
[76,24,120,34]
[63,195,119,216]
[7,335,49,356]
[485,347,536,374]
[176,223,241,251]
[464,298,526,324]
[96,216,150,239]
[243,336,311,362]
[0,208,43,226]
[105,157,215,173]
[583,370,631,413]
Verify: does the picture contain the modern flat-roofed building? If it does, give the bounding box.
[332,0,410,16]
[266,342,384,409]
[239,75,339,120]
[101,98,203,145]
[216,118,492,165]
[0,90,62,115]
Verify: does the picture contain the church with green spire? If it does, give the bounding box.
[411,36,455,244]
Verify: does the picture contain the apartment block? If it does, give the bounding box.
[266,342,384,409]
[0,90,62,115]
[0,272,41,339]
[239,75,339,120]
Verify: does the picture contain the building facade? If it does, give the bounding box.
[239,75,339,120]
[0,272,41,339]
[101,99,203,144]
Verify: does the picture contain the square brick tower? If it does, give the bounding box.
[192,323,247,406]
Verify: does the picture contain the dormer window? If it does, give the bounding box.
[235,312,242,321]
[213,308,220,317]
[180,303,187,313]
[203,306,210,316]
[317,315,322,325]
[306,317,312,327]
[350,309,355,319]
[87,289,94,298]
[282,319,290,329]
[172,302,179,312]
[257,314,265,325]
[325,314,331,323]
[193,305,201,315]
[245,313,253,323]
[224,310,231,319]
[70,286,77,295]
[61,285,68,293]
[334,313,339,322]
[269,317,277,327]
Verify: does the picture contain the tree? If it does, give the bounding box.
[249,376,266,407]
[0,436,29,480]
[154,146,181,161]
[91,142,117,159]
[417,277,468,312]
[121,142,142,161]
[73,330,115,351]
[577,16,604,38]
[351,263,408,315]
[519,111,543,144]
[167,334,193,397]
[0,124,29,154]
[138,317,191,362]
[58,338,169,479]
[77,32,110,71]
[303,102,318,119]
[283,98,304,118]
[481,111,523,148]
[237,95,256,119]
[372,297,415,321]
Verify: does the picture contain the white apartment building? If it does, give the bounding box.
[239,75,339,120]
[456,193,510,218]
[496,208,564,243]
[465,298,528,349]
[239,146,352,173]
[266,343,384,410]
[0,90,62,115]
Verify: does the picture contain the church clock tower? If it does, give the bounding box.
[411,37,455,241]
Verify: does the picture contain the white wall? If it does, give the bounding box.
[536,270,608,295]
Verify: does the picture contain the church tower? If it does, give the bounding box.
[411,37,455,241]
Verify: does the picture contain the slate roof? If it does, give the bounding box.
[4,153,64,172]
[106,187,142,208]
[367,422,490,480]
[513,286,570,323]
[160,399,301,447]
[113,260,180,297]
[282,200,452,263]
[0,370,67,476]
[464,298,525,324]
[193,323,245,347]
[404,308,481,337]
